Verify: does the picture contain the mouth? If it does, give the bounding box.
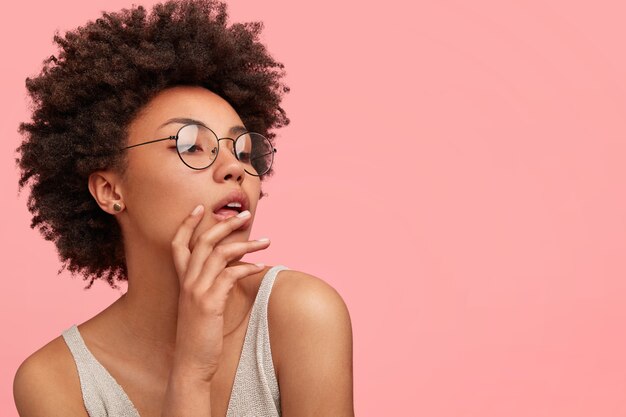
[212,189,250,221]
[213,207,241,220]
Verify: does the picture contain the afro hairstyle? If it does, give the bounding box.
[15,0,290,290]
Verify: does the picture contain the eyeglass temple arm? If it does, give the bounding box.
[122,136,176,150]
[249,148,277,162]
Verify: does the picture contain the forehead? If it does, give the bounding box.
[130,85,244,137]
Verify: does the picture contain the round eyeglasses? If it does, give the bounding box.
[122,123,276,176]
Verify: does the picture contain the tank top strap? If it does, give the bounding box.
[255,264,290,316]
[62,325,140,417]
[226,264,289,416]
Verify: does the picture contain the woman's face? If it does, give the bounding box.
[119,85,262,253]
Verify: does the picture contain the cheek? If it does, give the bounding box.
[124,162,212,246]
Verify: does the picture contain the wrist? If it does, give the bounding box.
[169,360,215,385]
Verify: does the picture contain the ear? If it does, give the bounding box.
[88,170,125,214]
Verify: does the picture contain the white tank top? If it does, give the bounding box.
[61,264,288,417]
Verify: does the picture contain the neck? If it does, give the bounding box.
[107,237,248,365]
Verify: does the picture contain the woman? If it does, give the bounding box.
[12,1,354,416]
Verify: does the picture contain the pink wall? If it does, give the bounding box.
[2,0,626,415]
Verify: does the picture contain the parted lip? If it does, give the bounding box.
[212,189,250,213]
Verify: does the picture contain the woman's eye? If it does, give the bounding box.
[238,152,252,162]
[180,145,203,153]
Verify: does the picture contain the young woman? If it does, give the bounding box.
[12,1,354,416]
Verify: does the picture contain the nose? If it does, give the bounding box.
[212,138,245,184]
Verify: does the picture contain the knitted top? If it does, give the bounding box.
[61,264,289,417]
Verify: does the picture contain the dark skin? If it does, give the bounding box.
[13,85,354,417]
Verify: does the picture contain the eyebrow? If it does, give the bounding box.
[158,117,248,136]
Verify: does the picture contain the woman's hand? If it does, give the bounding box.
[169,204,270,382]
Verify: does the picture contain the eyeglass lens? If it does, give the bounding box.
[176,124,274,175]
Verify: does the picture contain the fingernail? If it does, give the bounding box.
[237,210,251,218]
[256,237,270,242]
[255,262,265,268]
[192,205,204,216]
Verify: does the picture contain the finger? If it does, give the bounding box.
[192,238,271,292]
[189,209,253,253]
[184,210,253,281]
[201,263,267,313]
[171,204,205,280]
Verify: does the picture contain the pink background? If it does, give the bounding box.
[2,1,626,416]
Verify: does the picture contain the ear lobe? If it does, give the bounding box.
[88,170,123,214]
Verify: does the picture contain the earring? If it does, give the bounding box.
[113,202,122,212]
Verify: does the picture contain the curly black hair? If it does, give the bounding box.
[15,0,290,290]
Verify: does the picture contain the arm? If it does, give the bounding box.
[269,271,355,417]
[162,205,268,416]
[161,367,213,417]
[14,353,88,417]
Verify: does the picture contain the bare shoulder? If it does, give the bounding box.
[268,267,353,358]
[268,268,354,415]
[269,268,352,322]
[13,334,87,417]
